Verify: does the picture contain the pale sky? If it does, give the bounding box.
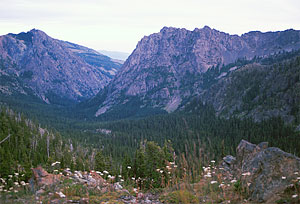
[0,0,299,53]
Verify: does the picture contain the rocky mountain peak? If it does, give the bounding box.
[0,29,122,105]
[90,27,300,118]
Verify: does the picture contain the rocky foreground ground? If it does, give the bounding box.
[1,140,300,203]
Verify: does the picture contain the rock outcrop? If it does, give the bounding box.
[222,140,300,203]
[90,26,300,118]
[31,166,62,186]
[0,29,122,105]
[29,166,162,204]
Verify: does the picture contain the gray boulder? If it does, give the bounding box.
[224,140,300,202]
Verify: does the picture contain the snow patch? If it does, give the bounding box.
[41,95,50,104]
[229,66,238,72]
[217,72,227,79]
[95,105,110,117]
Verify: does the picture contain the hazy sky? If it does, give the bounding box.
[0,0,299,53]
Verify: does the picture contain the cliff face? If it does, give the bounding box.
[0,29,122,105]
[91,26,300,117]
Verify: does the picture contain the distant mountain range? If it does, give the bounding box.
[1,27,300,125]
[85,26,300,121]
[98,50,130,61]
[0,29,122,105]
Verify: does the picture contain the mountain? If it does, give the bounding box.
[98,50,130,61]
[0,29,122,106]
[86,26,300,119]
[197,50,300,123]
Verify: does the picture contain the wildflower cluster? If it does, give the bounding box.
[202,160,239,190]
[0,172,29,193]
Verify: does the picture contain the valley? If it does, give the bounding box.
[1,27,300,203]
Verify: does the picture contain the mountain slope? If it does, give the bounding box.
[87,26,300,118]
[197,52,300,123]
[0,29,122,105]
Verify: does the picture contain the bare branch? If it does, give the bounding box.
[0,134,11,145]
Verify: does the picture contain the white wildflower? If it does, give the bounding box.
[127,166,131,169]
[174,165,177,168]
[20,181,26,186]
[297,177,300,180]
[211,160,215,163]
[294,172,299,175]
[120,179,124,182]
[230,179,237,183]
[132,177,135,181]
[210,181,217,184]
[8,175,12,178]
[242,172,251,176]
[219,183,225,188]
[14,173,19,176]
[156,169,160,172]
[118,175,122,178]
[14,190,18,193]
[14,182,19,186]
[282,176,286,180]
[103,170,109,174]
[57,191,66,198]
[292,194,298,198]
[160,170,163,173]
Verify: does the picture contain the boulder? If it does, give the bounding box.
[223,155,236,166]
[89,171,105,186]
[224,140,300,202]
[31,166,62,186]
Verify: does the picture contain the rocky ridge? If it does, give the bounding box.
[91,26,300,117]
[0,29,122,105]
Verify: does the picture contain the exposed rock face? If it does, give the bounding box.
[31,166,62,186]
[223,140,300,203]
[0,29,122,105]
[91,26,300,117]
